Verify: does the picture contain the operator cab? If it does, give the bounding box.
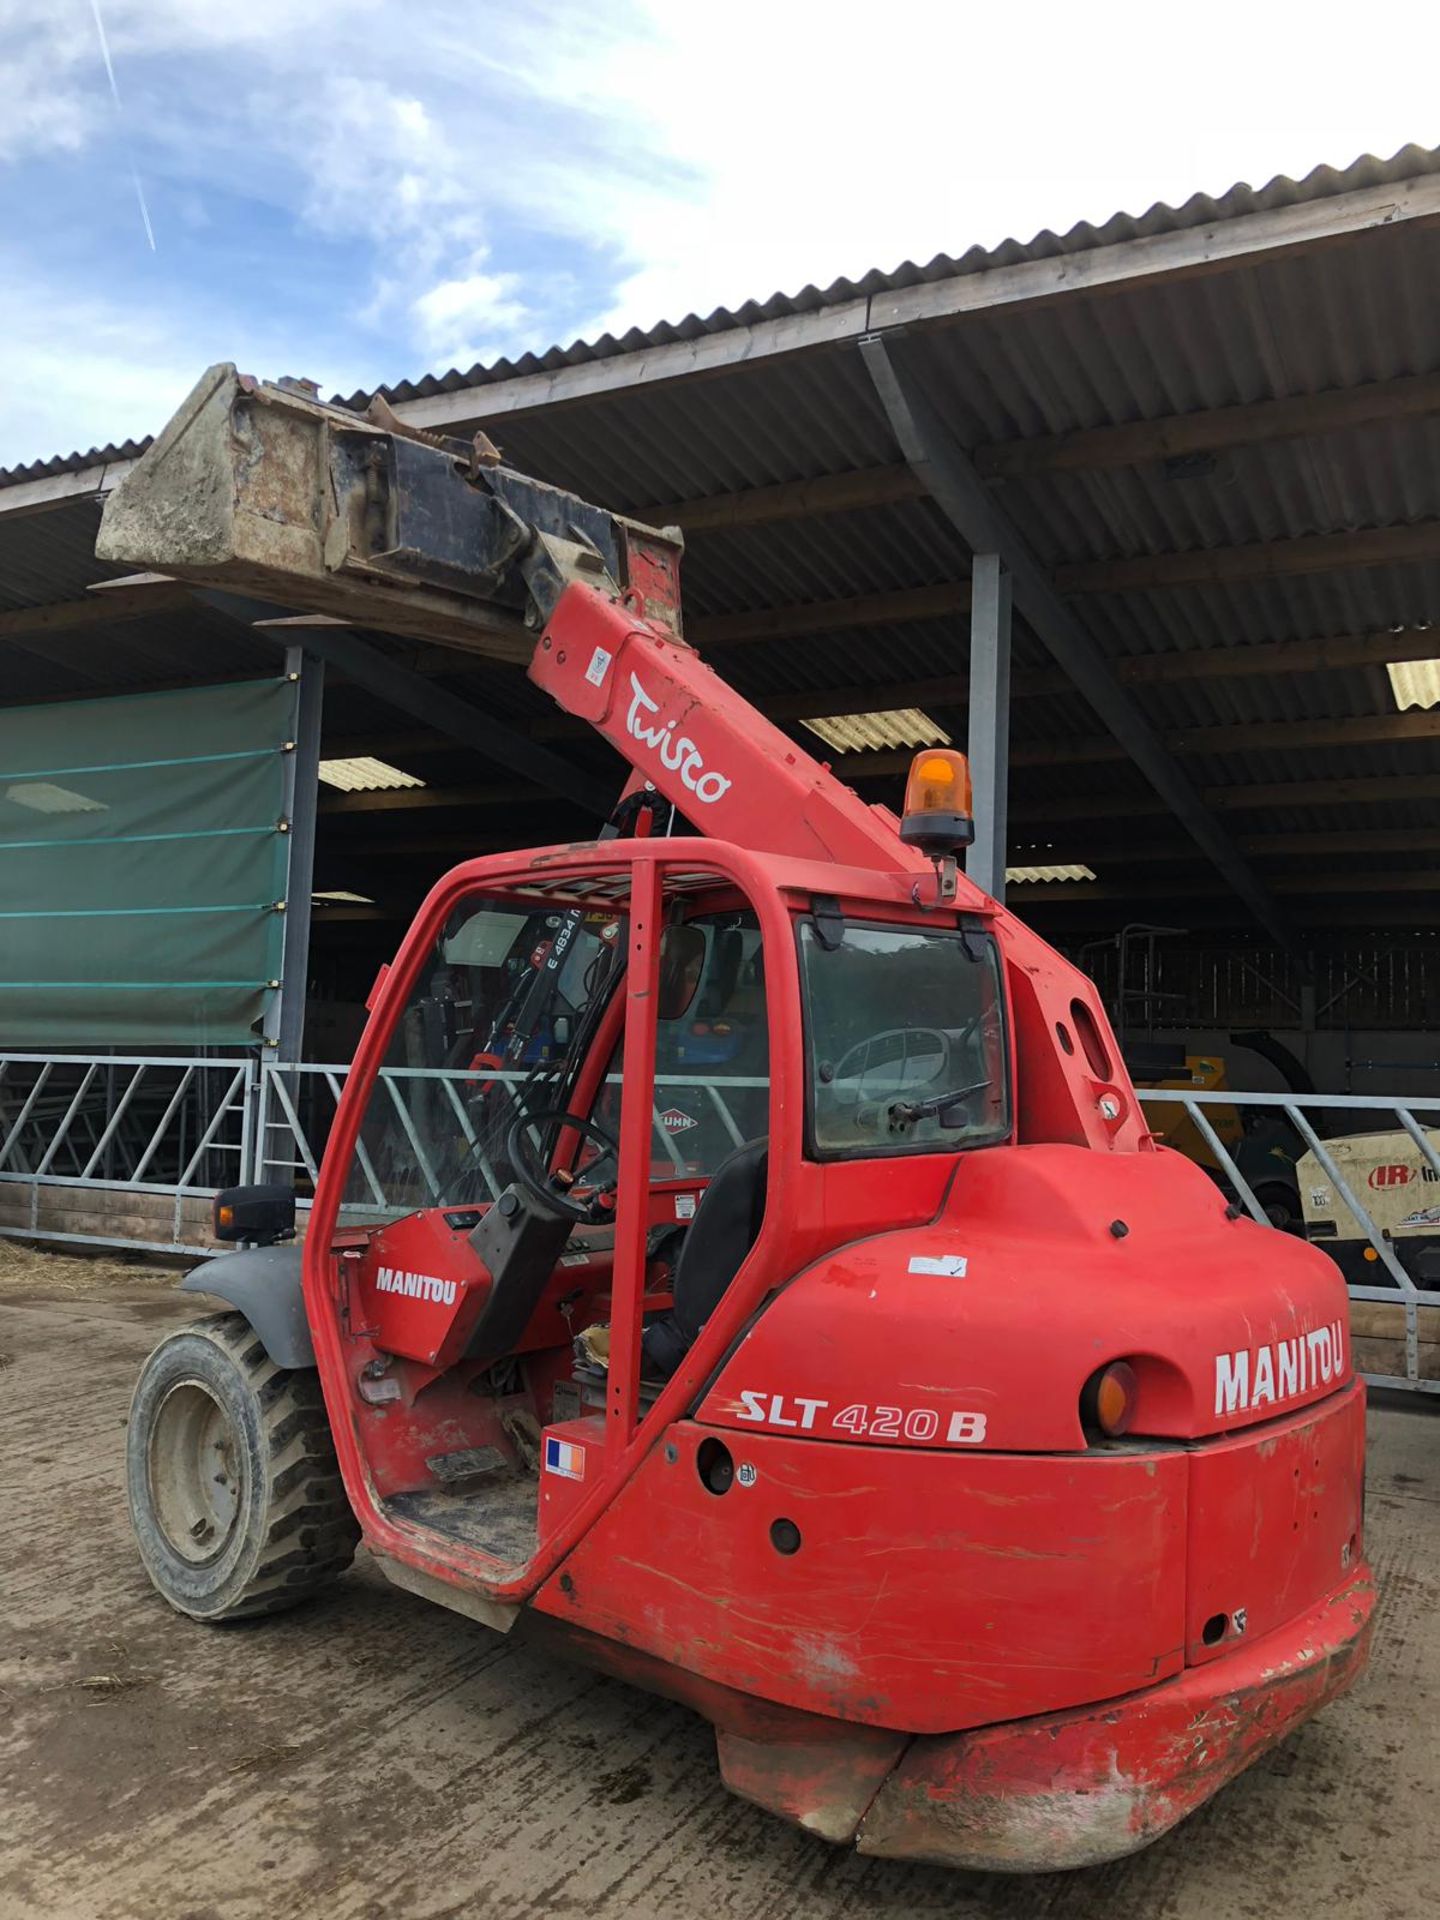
[328,854,1010,1574]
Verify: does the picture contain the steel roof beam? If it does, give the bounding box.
[320,780,546,815]
[690,582,969,648]
[858,332,1299,953]
[639,374,1440,526]
[313,754,1440,828]
[981,370,1440,479]
[197,591,615,819]
[1015,868,1440,902]
[294,634,614,817]
[1012,771,1440,824]
[0,582,193,637]
[679,627,1440,717]
[318,768,1440,826]
[1021,828,1440,863]
[436,621,1440,707]
[1016,710,1440,765]
[656,465,925,532]
[1074,626,1440,686]
[13,361,1437,527]
[831,706,1440,777]
[1059,520,1440,593]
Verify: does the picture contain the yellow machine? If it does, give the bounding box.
[1127,1040,1307,1231]
[1300,1129,1440,1290]
[1135,1054,1243,1170]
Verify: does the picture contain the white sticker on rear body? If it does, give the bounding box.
[585,646,613,687]
[908,1255,968,1278]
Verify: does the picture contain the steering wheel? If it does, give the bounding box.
[505,1106,621,1223]
[828,1027,952,1101]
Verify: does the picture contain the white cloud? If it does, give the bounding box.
[2,0,1439,465]
[293,76,476,246]
[0,270,197,463]
[410,261,531,369]
[554,0,1440,339]
[0,7,100,162]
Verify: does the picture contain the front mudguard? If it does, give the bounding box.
[179,1243,314,1370]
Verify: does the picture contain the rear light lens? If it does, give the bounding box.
[1082,1359,1138,1438]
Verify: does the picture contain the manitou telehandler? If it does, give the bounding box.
[103,367,1371,1873]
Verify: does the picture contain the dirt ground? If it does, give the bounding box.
[1,1244,1437,1920]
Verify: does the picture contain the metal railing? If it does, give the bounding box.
[251,1061,770,1218]
[0,1052,768,1251]
[1135,1087,1440,1395]
[3,1048,1436,1396]
[0,1052,254,1254]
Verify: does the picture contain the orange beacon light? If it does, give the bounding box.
[900,749,975,857]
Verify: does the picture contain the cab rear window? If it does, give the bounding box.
[798,919,1009,1159]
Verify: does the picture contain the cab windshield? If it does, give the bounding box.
[798,919,1009,1158]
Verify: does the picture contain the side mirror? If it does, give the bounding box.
[214,1183,297,1246]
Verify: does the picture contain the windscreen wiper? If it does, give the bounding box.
[888,1076,992,1128]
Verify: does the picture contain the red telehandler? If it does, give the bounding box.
[100,367,1371,1872]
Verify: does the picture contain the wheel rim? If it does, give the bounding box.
[147,1379,245,1565]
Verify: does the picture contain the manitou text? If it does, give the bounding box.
[1214,1320,1347,1417]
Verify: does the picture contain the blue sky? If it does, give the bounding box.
[2,0,1437,469]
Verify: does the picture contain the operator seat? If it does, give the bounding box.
[642,1136,768,1377]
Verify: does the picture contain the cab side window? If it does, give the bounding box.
[599,912,769,1177]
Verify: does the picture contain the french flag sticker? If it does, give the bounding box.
[544,1435,586,1481]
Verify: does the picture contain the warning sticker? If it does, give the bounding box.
[585,646,613,687]
[675,1192,697,1220]
[907,1254,968,1278]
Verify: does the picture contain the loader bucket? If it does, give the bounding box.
[96,362,533,659]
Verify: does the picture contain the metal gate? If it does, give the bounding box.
[0,1052,254,1255]
[1134,1086,1440,1396]
[2,1049,1435,1393]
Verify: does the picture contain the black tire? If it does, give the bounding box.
[126,1312,359,1622]
[1254,1182,1303,1235]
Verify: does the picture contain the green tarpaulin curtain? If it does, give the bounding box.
[0,678,297,1046]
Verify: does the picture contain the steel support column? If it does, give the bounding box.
[966,554,1012,900]
[264,648,323,1068]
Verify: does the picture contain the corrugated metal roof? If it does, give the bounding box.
[4,143,1436,489]
[0,438,149,494]
[336,145,1440,411]
[0,498,117,610]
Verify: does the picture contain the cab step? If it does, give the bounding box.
[425,1446,508,1486]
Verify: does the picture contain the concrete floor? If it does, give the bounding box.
[1,1258,1436,1920]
